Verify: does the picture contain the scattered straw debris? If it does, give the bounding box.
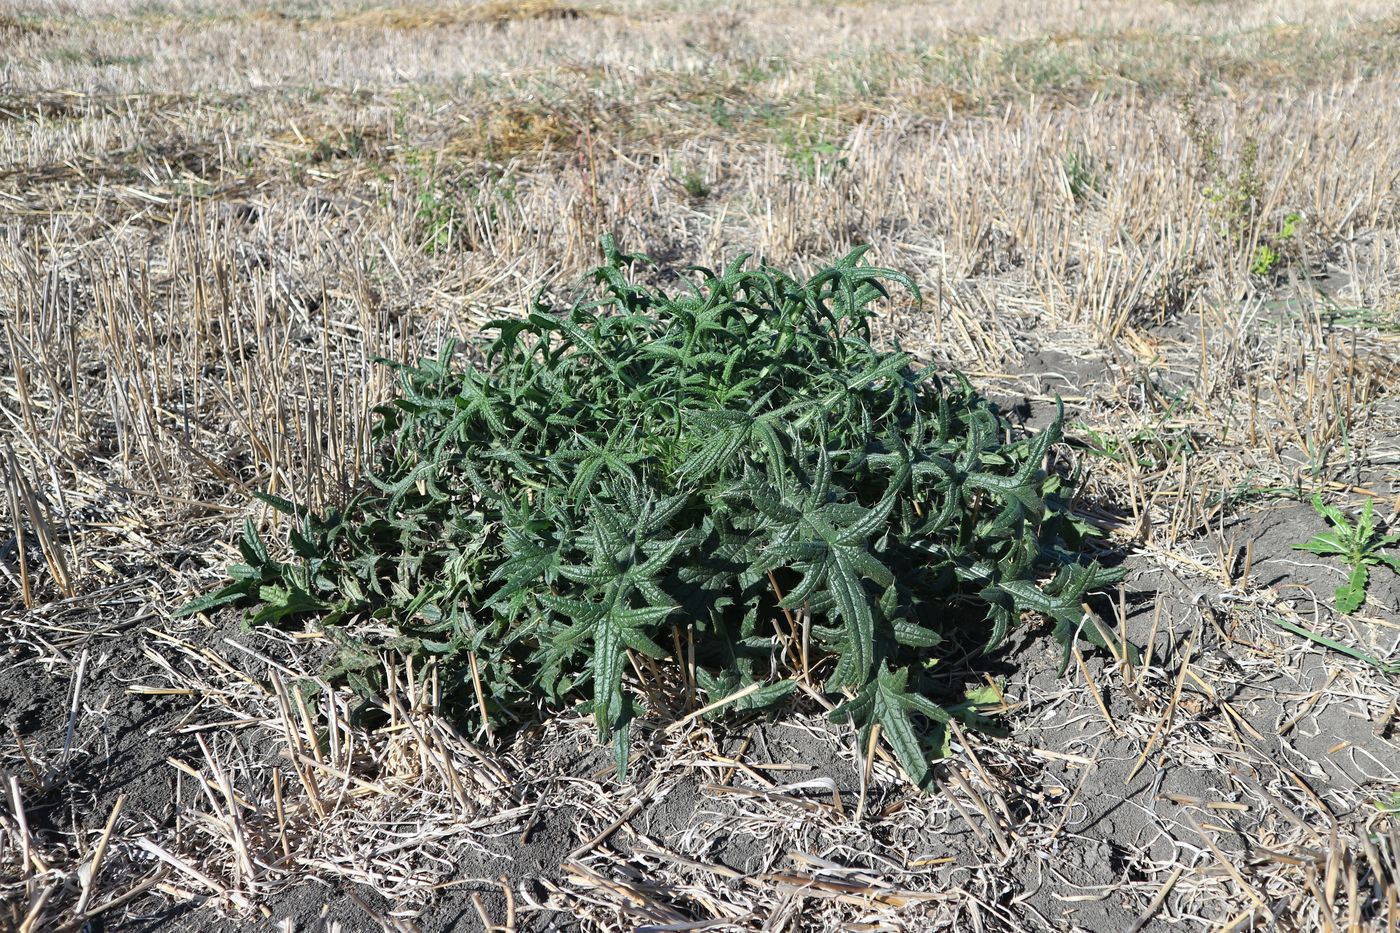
[330,1,599,31]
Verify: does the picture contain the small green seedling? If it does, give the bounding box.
[1060,146,1101,206]
[1250,213,1302,277]
[1249,243,1280,277]
[1292,495,1400,614]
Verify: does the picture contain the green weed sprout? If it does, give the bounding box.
[1293,495,1400,614]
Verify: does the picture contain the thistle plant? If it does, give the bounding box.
[181,239,1123,786]
[1294,494,1400,615]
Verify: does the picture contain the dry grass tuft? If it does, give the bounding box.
[451,103,580,160]
[0,14,48,38]
[331,0,600,31]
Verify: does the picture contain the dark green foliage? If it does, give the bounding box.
[180,239,1123,785]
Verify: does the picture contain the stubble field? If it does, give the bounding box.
[2,1,1399,930]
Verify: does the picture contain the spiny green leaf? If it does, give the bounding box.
[1295,494,1400,615]
[1335,564,1368,614]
